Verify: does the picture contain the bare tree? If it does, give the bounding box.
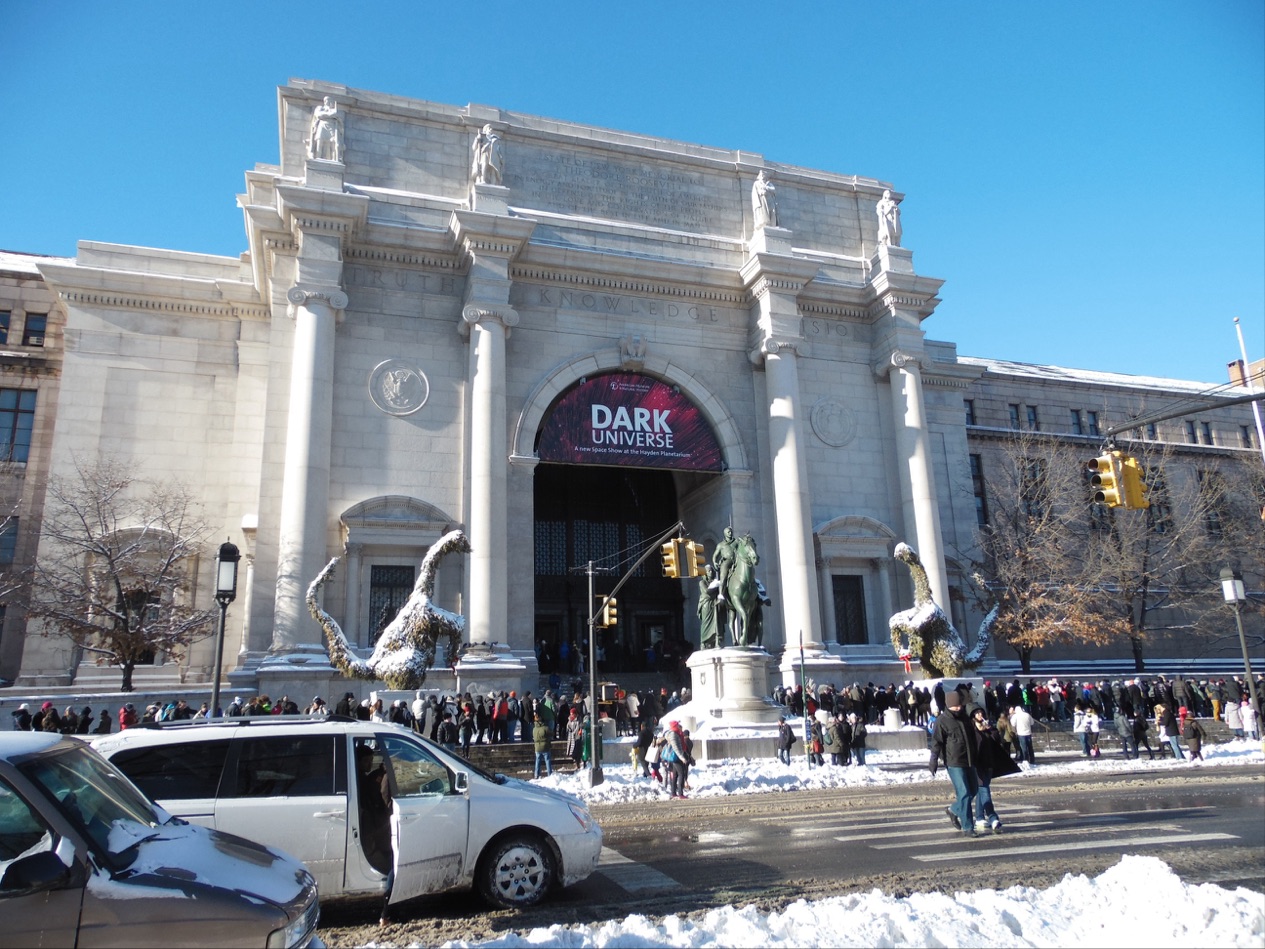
[1078,439,1228,670]
[968,432,1124,672]
[24,459,216,691]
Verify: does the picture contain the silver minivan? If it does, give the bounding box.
[94,717,602,912]
[0,733,319,948]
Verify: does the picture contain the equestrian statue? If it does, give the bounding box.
[709,528,765,648]
[307,529,471,690]
[888,542,996,679]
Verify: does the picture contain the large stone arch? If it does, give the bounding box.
[511,349,749,473]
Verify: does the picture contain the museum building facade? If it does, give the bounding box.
[6,80,1260,694]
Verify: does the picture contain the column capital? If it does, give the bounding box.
[459,303,520,338]
[873,348,924,379]
[749,336,810,366]
[287,285,349,309]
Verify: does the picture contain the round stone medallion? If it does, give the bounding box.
[810,398,857,447]
[369,359,429,417]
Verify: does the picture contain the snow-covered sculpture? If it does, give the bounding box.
[307,529,470,690]
[888,542,995,678]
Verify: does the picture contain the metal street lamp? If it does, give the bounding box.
[210,540,240,720]
[1220,566,1263,752]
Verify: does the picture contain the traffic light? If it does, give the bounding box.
[602,596,618,628]
[661,539,681,578]
[686,540,707,578]
[1119,454,1150,510]
[1087,452,1124,507]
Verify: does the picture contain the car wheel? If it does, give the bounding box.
[477,835,555,908]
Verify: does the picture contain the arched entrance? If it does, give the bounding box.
[532,465,683,677]
[529,369,730,682]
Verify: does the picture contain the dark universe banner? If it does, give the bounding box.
[537,373,723,472]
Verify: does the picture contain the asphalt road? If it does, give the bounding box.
[317,762,1265,946]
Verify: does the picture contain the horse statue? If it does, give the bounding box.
[719,533,761,647]
[307,529,471,690]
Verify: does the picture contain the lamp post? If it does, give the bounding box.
[210,540,240,719]
[1220,566,1263,752]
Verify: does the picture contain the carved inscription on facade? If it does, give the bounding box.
[510,152,733,233]
[510,284,735,326]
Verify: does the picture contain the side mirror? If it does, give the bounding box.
[0,850,71,893]
[453,771,469,793]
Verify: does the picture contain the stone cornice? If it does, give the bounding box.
[799,300,868,322]
[449,211,536,264]
[345,245,461,272]
[739,253,821,299]
[509,264,746,306]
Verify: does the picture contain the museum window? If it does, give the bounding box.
[1026,406,1040,431]
[1185,420,1198,444]
[831,575,868,645]
[970,454,989,528]
[369,565,415,640]
[1200,421,1214,446]
[1008,404,1021,429]
[1020,459,1047,520]
[0,311,9,344]
[1147,470,1172,534]
[0,518,17,565]
[1070,409,1083,435]
[1196,470,1224,537]
[1146,422,1158,440]
[1086,411,1100,437]
[21,313,46,347]
[1242,425,1254,449]
[0,388,36,463]
[964,399,976,426]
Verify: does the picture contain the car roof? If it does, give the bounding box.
[93,715,403,749]
[1,732,72,759]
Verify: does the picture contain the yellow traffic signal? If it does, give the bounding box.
[1087,452,1124,507]
[661,539,681,578]
[602,596,618,628]
[1120,454,1150,510]
[686,540,707,578]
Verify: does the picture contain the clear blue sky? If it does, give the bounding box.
[3,1,1261,384]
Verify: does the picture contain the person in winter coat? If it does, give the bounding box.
[849,713,869,765]
[10,703,32,731]
[661,720,690,799]
[1156,703,1184,759]
[929,689,980,838]
[93,709,112,734]
[75,706,94,735]
[565,708,583,765]
[457,703,476,757]
[775,716,797,765]
[823,714,844,766]
[970,708,1018,832]
[808,715,825,766]
[119,703,138,730]
[532,715,553,778]
[40,703,63,733]
[1073,700,1092,756]
[1114,710,1136,758]
[1183,716,1206,761]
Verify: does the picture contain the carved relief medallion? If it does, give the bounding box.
[810,398,857,448]
[369,359,429,417]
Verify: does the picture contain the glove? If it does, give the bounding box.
[928,753,938,776]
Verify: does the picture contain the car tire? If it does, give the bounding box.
[477,834,555,908]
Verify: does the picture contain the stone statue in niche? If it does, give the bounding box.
[876,189,902,247]
[308,96,343,163]
[470,124,504,185]
[752,170,778,229]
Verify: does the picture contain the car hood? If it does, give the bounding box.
[108,819,314,906]
[496,775,590,811]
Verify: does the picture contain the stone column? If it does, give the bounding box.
[343,542,363,648]
[237,550,256,660]
[761,340,823,649]
[873,557,893,647]
[884,351,950,608]
[462,303,518,649]
[818,559,837,647]
[272,286,346,652]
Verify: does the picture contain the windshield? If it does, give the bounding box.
[410,731,506,785]
[19,741,164,869]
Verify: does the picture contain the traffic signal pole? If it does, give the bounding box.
[580,519,686,787]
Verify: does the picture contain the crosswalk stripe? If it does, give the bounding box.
[598,846,678,892]
[866,821,1202,849]
[913,832,1239,860]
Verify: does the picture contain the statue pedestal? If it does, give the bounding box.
[454,643,528,699]
[470,182,509,215]
[686,648,783,725]
[747,224,792,255]
[870,243,914,275]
